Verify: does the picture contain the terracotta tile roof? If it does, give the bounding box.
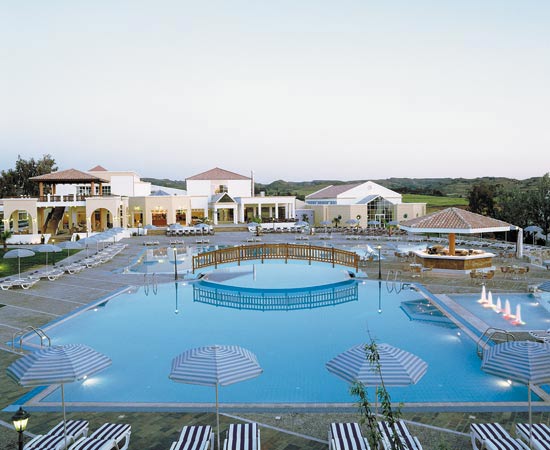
[400,207,515,233]
[88,165,108,171]
[186,167,250,181]
[306,183,363,199]
[30,168,109,183]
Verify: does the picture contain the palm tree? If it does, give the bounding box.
[333,215,342,228]
[1,230,13,250]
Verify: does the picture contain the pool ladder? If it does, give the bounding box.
[476,327,516,358]
[144,273,158,296]
[12,326,51,353]
[386,270,404,294]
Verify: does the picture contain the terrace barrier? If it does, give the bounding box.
[192,243,360,273]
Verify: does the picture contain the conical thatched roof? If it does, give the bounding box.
[399,207,516,234]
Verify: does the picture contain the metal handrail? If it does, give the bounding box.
[476,327,516,358]
[12,326,51,353]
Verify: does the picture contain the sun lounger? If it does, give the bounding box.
[470,423,527,450]
[528,330,550,343]
[378,420,422,450]
[24,419,89,450]
[0,277,39,290]
[223,423,260,450]
[329,422,370,450]
[70,423,131,450]
[515,423,550,450]
[30,268,64,281]
[63,263,86,274]
[170,425,214,450]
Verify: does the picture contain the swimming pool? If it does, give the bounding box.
[18,260,540,412]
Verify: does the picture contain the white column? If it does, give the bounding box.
[213,207,218,225]
[275,203,279,219]
[233,206,238,224]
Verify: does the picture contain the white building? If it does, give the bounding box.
[305,181,425,227]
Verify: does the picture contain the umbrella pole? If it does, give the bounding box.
[62,383,68,450]
[216,382,220,450]
[527,382,533,448]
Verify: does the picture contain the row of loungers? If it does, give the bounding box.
[0,243,127,290]
[471,422,550,450]
[170,423,260,450]
[24,420,131,450]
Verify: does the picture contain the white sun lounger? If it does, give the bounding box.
[378,420,422,450]
[515,423,550,450]
[63,263,86,274]
[70,423,131,450]
[223,423,260,450]
[1,277,39,290]
[470,423,528,450]
[329,422,370,450]
[528,330,550,343]
[170,425,214,450]
[24,419,89,450]
[30,268,64,281]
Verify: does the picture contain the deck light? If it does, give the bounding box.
[12,407,30,450]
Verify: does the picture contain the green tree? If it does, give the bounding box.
[0,154,57,197]
[0,230,13,250]
[528,173,550,245]
[494,186,529,228]
[350,337,404,449]
[468,182,496,216]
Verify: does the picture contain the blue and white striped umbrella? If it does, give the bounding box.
[482,340,550,441]
[326,343,428,386]
[169,345,262,450]
[6,344,111,447]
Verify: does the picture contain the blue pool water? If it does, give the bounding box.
[27,261,537,409]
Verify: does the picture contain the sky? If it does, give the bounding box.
[1,1,549,183]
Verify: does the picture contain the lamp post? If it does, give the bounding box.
[173,246,178,281]
[378,280,382,314]
[12,407,30,450]
[377,245,382,280]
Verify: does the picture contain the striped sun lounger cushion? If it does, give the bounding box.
[330,422,370,450]
[69,437,117,450]
[378,420,422,450]
[515,423,550,450]
[89,423,131,442]
[24,434,67,450]
[224,423,259,450]
[49,419,89,438]
[482,436,529,450]
[171,426,214,450]
[470,423,526,450]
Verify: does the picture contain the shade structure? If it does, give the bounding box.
[482,341,550,446]
[3,248,35,279]
[6,344,111,448]
[56,241,83,257]
[524,225,543,233]
[34,243,62,267]
[320,220,332,226]
[326,343,428,386]
[345,219,358,225]
[294,220,309,227]
[169,345,262,450]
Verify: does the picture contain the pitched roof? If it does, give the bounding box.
[30,168,108,183]
[88,165,108,171]
[306,183,363,199]
[187,167,250,181]
[399,207,516,234]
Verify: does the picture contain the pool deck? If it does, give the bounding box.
[1,230,550,449]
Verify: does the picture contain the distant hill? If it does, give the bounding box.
[143,176,540,201]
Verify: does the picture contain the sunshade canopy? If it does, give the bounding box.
[399,207,516,234]
[326,343,428,386]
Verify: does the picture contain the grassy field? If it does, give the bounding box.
[403,194,468,213]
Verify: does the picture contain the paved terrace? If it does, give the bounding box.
[1,229,549,449]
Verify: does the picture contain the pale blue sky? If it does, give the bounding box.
[1,1,549,182]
